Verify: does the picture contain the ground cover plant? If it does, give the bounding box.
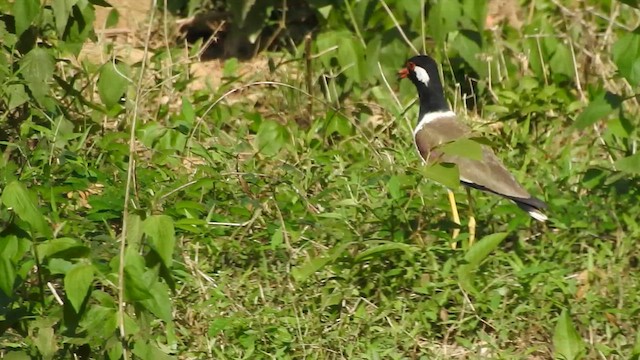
[1,0,640,359]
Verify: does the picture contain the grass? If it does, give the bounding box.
[1,0,640,359]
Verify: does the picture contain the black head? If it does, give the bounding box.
[399,55,449,115]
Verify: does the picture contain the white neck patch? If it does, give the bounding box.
[412,110,456,136]
[414,65,430,86]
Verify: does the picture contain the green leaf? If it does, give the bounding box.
[124,249,152,301]
[1,351,31,360]
[13,0,40,36]
[64,263,94,312]
[34,326,57,360]
[106,8,119,28]
[7,84,29,110]
[613,28,640,87]
[52,0,78,36]
[143,215,175,268]
[0,256,15,296]
[428,0,462,43]
[457,232,508,294]
[181,97,195,125]
[549,44,575,79]
[98,62,129,110]
[337,36,365,83]
[553,309,585,360]
[38,238,89,259]
[256,120,289,156]
[452,30,486,77]
[387,175,401,200]
[20,48,55,105]
[2,181,51,236]
[615,153,640,174]
[354,242,417,262]
[440,138,484,161]
[325,112,353,136]
[140,280,172,322]
[422,162,460,189]
[461,0,487,31]
[574,91,622,129]
[292,242,352,283]
[79,304,118,340]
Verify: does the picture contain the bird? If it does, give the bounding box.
[398,55,547,241]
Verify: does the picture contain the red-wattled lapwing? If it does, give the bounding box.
[398,55,547,247]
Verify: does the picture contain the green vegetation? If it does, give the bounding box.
[1,0,640,358]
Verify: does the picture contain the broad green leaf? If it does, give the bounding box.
[428,0,462,43]
[325,113,353,136]
[316,5,333,19]
[354,242,417,262]
[337,36,365,83]
[7,84,29,110]
[581,168,607,189]
[126,212,144,250]
[13,0,40,36]
[457,232,508,294]
[52,0,78,36]
[451,30,485,77]
[79,304,118,340]
[256,120,289,156]
[292,242,352,283]
[387,175,401,200]
[143,215,175,268]
[59,1,96,55]
[222,58,238,77]
[98,62,129,110]
[613,28,640,87]
[0,256,15,296]
[105,8,119,28]
[423,162,460,189]
[124,249,152,301]
[181,96,196,125]
[574,91,622,129]
[37,238,89,259]
[2,181,50,236]
[132,341,174,360]
[461,0,487,31]
[549,44,575,79]
[553,309,585,360]
[34,326,57,360]
[64,263,94,312]
[615,153,640,174]
[140,280,172,322]
[440,138,484,161]
[20,48,55,105]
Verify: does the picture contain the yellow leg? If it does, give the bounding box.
[466,187,476,247]
[447,189,460,249]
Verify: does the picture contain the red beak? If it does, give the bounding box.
[398,67,409,79]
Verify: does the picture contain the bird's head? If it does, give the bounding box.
[398,55,449,113]
[398,55,440,89]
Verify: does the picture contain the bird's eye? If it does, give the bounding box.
[407,62,416,71]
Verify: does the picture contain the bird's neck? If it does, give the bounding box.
[416,83,450,120]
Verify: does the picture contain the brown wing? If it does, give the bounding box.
[414,115,532,199]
